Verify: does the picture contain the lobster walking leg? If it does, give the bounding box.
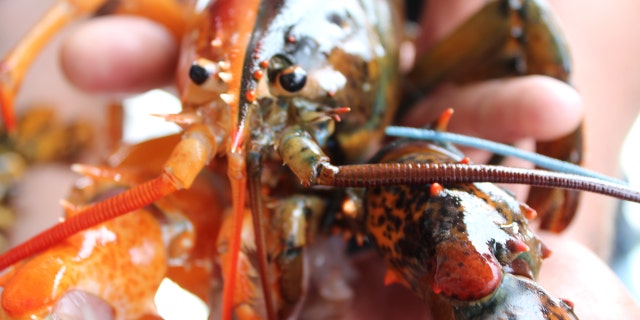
[0,124,218,270]
[0,132,227,318]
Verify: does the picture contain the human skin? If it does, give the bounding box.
[548,0,640,260]
[1,0,639,318]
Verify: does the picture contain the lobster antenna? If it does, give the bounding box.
[385,126,621,184]
[247,151,277,320]
[316,162,640,203]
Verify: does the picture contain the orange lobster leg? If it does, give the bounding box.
[99,0,187,38]
[0,0,186,131]
[0,124,217,270]
[1,0,103,131]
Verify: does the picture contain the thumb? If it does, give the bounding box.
[60,16,178,94]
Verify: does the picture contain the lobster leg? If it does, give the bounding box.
[247,150,276,320]
[408,0,580,231]
[1,0,104,131]
[0,124,218,270]
[153,168,227,305]
[0,129,229,318]
[0,0,185,131]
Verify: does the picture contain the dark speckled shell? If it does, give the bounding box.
[365,140,576,319]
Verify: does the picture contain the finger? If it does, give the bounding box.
[60,16,178,94]
[539,232,640,319]
[400,75,583,143]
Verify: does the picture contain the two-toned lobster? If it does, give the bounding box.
[0,0,638,319]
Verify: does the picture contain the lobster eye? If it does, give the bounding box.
[189,63,210,85]
[278,66,307,92]
[267,54,307,94]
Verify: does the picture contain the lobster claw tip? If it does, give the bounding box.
[519,203,537,220]
[560,298,575,310]
[507,239,530,254]
[433,243,503,300]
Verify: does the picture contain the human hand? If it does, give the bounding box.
[402,0,582,154]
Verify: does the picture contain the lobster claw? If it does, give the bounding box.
[527,126,583,232]
[408,0,582,232]
[408,0,571,92]
[454,273,577,319]
[432,240,503,301]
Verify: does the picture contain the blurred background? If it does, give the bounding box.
[614,120,640,301]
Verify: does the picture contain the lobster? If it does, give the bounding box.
[0,0,638,319]
[0,106,93,252]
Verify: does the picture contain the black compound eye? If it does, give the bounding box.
[189,63,210,85]
[278,66,307,92]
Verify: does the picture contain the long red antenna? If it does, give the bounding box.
[0,175,177,270]
[316,162,640,203]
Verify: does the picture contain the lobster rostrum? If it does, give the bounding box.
[0,0,638,319]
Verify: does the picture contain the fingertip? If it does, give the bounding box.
[404,76,583,143]
[498,76,583,142]
[60,16,178,94]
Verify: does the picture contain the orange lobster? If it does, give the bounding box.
[0,0,639,319]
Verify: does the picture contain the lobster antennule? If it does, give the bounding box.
[385,126,618,183]
[247,151,277,320]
